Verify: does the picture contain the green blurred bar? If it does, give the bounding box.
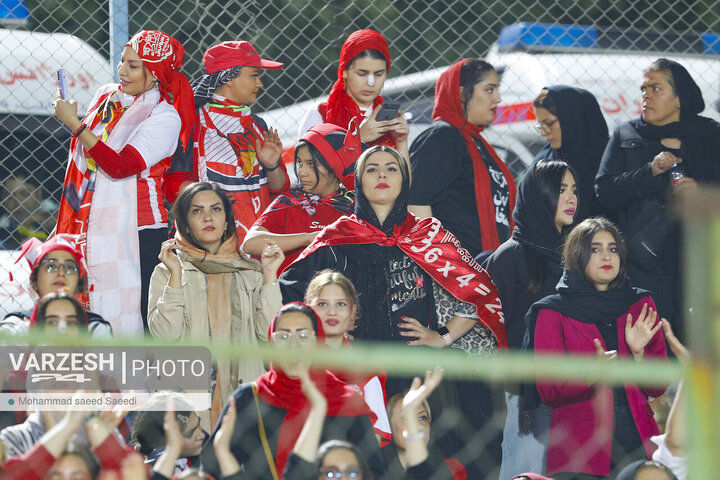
[680,186,720,478]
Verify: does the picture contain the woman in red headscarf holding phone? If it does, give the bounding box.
[52,30,194,335]
[298,29,409,160]
[409,59,517,262]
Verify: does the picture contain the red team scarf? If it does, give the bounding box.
[255,303,376,478]
[56,89,128,237]
[295,214,508,349]
[264,188,355,217]
[432,59,517,251]
[319,29,395,147]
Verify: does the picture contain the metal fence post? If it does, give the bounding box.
[680,186,720,477]
[108,0,129,82]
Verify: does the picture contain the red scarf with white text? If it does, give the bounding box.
[295,213,508,349]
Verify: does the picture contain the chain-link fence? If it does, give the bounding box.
[2,0,720,307]
[0,2,718,476]
[0,327,688,480]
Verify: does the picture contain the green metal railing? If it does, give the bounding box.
[3,187,717,476]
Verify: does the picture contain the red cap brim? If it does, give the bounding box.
[255,59,284,70]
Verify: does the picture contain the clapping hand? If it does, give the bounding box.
[214,396,237,456]
[593,338,618,361]
[661,319,690,362]
[403,367,444,413]
[625,303,662,359]
[256,128,283,170]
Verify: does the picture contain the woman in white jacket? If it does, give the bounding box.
[148,182,284,426]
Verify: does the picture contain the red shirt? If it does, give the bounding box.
[255,192,352,273]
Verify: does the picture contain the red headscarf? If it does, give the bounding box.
[16,235,86,276]
[126,30,195,149]
[319,29,394,147]
[432,59,517,251]
[15,235,90,306]
[254,302,375,478]
[299,119,363,189]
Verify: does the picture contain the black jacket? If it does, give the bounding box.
[595,120,682,324]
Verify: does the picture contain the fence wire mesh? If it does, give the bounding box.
[2,0,719,271]
[0,1,716,477]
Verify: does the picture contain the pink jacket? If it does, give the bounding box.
[534,296,668,476]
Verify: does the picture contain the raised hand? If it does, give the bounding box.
[163,398,183,456]
[625,303,662,359]
[403,367,444,413]
[299,367,327,412]
[52,89,81,130]
[260,241,285,282]
[152,396,183,478]
[214,396,237,456]
[661,319,690,362]
[256,128,283,170]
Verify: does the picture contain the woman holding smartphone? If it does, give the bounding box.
[52,30,193,335]
[298,29,409,170]
[409,59,517,261]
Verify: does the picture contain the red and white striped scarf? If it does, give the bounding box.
[55,85,160,335]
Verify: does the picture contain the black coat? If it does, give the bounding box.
[595,120,683,324]
[483,238,562,350]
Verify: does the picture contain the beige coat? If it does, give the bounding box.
[147,253,281,413]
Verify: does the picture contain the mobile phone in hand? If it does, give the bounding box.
[375,101,400,121]
[57,68,68,100]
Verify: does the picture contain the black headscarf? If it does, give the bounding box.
[340,150,426,342]
[632,59,720,180]
[511,162,567,264]
[353,150,410,236]
[532,85,608,220]
[523,269,650,352]
[666,59,704,120]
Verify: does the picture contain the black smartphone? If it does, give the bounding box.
[375,101,400,121]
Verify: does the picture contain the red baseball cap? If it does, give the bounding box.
[203,41,284,74]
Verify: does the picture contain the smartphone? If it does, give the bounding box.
[375,101,400,121]
[56,68,68,100]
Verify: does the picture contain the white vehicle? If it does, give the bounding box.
[485,22,720,152]
[0,28,113,116]
[263,22,720,181]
